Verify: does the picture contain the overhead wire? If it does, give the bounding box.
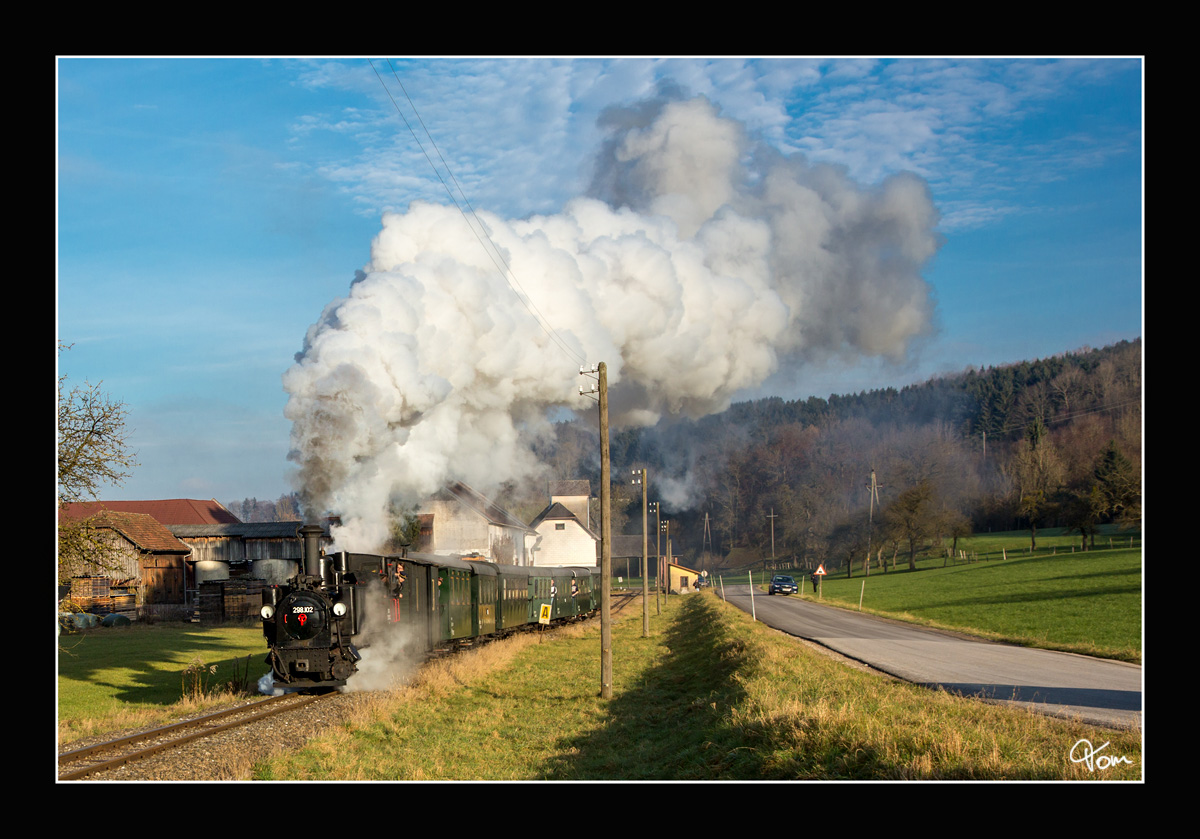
[984,395,1141,440]
[369,58,587,367]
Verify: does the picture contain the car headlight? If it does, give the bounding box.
[260,604,275,620]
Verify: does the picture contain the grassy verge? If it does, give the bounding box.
[807,546,1141,663]
[57,623,264,744]
[723,530,1141,664]
[255,593,1142,780]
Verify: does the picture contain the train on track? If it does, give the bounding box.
[260,525,602,690]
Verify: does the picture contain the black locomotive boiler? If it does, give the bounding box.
[261,524,601,690]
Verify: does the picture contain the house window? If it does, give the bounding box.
[555,523,565,531]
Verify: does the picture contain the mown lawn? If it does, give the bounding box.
[58,623,265,742]
[815,545,1141,662]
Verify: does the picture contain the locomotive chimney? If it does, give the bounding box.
[299,523,325,577]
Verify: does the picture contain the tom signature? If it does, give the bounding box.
[1070,739,1133,772]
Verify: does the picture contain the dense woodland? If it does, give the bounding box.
[232,339,1141,575]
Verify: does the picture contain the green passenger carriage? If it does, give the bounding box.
[262,526,603,690]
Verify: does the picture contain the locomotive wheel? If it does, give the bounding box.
[331,658,356,681]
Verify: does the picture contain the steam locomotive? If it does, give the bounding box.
[261,524,602,690]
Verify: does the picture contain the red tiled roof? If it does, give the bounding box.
[59,499,241,525]
[66,510,190,554]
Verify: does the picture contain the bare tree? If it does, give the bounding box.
[1009,418,1065,550]
[57,343,139,579]
[882,480,936,571]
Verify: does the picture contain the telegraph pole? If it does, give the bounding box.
[650,501,661,615]
[598,364,612,699]
[865,468,883,576]
[632,468,649,637]
[580,363,612,699]
[661,519,670,600]
[766,509,777,566]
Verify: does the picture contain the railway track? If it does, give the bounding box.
[59,598,639,780]
[57,690,337,780]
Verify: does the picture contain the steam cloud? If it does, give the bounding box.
[283,95,941,550]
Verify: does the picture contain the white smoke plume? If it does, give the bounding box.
[343,583,428,691]
[283,94,940,550]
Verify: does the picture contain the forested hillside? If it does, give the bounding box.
[234,340,1140,574]
[534,339,1142,573]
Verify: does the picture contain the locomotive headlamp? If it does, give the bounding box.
[333,601,348,617]
[260,604,275,620]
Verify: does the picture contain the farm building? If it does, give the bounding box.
[529,481,598,567]
[414,481,538,565]
[167,521,329,585]
[665,560,704,594]
[57,508,192,619]
[608,534,652,580]
[57,499,330,622]
[527,481,661,575]
[60,498,240,526]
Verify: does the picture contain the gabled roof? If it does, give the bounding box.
[70,511,191,554]
[531,502,578,522]
[59,499,241,525]
[530,502,598,539]
[437,481,537,533]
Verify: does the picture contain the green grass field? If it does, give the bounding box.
[816,549,1141,662]
[57,624,266,741]
[58,529,1143,778]
[257,593,1141,780]
[731,529,1141,663]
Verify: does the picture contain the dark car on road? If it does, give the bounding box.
[768,574,797,595]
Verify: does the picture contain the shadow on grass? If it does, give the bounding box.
[536,597,897,780]
[538,596,755,780]
[58,625,265,707]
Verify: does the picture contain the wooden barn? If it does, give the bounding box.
[167,521,326,586]
[58,509,192,619]
[57,499,325,622]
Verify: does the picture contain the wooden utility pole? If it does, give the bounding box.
[633,467,649,637]
[865,468,883,576]
[598,362,612,700]
[767,509,777,564]
[661,519,670,600]
[651,501,661,615]
[580,363,612,700]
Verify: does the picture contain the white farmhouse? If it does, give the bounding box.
[416,481,538,565]
[528,480,598,567]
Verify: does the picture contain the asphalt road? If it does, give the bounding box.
[718,585,1141,730]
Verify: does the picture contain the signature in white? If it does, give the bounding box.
[1070,739,1133,772]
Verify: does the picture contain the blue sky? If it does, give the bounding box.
[57,57,1143,509]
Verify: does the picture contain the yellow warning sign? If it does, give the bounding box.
[539,603,552,624]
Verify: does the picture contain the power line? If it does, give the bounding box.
[369,59,586,367]
[986,396,1142,439]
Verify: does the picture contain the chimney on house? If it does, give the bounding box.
[549,480,591,530]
